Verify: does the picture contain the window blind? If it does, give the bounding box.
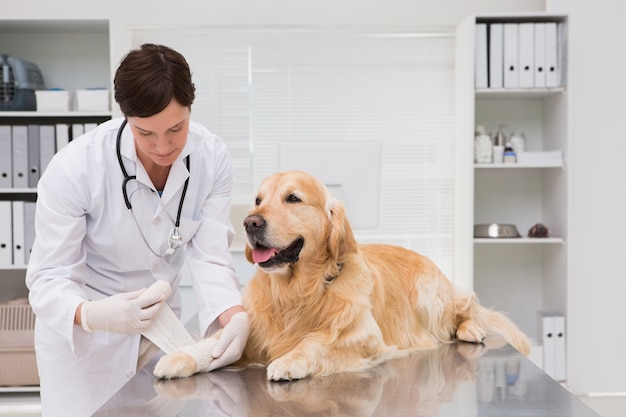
[132,27,456,276]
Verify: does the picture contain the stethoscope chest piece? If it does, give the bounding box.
[169,227,183,247]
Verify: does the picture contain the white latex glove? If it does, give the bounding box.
[81,288,165,335]
[207,312,250,371]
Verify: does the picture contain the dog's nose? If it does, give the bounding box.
[244,215,265,232]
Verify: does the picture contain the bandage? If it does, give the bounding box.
[139,281,196,354]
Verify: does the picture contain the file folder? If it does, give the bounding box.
[12,200,25,266]
[540,313,566,381]
[503,23,519,88]
[534,23,547,88]
[27,124,40,188]
[488,23,504,89]
[56,123,70,150]
[545,22,559,87]
[11,125,29,188]
[0,201,11,265]
[0,125,11,188]
[540,314,556,379]
[23,201,36,264]
[552,315,566,381]
[518,23,534,88]
[84,123,98,133]
[39,125,56,175]
[475,23,488,89]
[71,123,85,140]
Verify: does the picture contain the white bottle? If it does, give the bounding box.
[510,132,526,154]
[474,125,493,164]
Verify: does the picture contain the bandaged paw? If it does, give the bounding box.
[154,337,219,379]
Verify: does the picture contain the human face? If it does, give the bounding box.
[128,100,191,169]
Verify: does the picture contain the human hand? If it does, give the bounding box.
[81,287,166,334]
[208,312,250,371]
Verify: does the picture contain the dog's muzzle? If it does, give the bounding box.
[244,214,304,268]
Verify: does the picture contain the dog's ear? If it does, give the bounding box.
[328,198,358,261]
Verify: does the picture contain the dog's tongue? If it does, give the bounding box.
[252,247,278,264]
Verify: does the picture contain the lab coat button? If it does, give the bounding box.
[126,370,133,378]
[154,217,161,225]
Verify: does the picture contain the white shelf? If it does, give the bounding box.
[475,162,564,169]
[0,386,39,393]
[0,111,111,118]
[0,265,28,270]
[0,188,36,194]
[476,88,565,99]
[474,237,564,244]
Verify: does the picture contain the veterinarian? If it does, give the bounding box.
[25,44,249,416]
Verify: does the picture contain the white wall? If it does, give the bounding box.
[548,0,626,395]
[7,0,544,26]
[15,0,626,396]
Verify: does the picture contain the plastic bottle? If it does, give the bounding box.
[492,125,507,163]
[503,143,517,163]
[510,132,526,155]
[474,125,493,164]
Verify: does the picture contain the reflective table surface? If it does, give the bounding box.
[95,338,600,417]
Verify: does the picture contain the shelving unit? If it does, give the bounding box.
[0,19,111,391]
[456,13,569,379]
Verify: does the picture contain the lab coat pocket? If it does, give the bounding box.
[178,217,202,245]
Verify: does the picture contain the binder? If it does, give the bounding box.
[488,23,504,89]
[518,23,534,88]
[23,201,36,264]
[71,123,85,141]
[552,315,567,381]
[545,22,559,87]
[11,125,29,188]
[84,123,98,133]
[540,313,567,381]
[0,201,11,265]
[540,314,556,379]
[39,125,56,175]
[503,23,519,88]
[56,123,70,150]
[12,200,25,266]
[27,124,40,188]
[534,23,547,88]
[0,125,12,188]
[475,23,488,89]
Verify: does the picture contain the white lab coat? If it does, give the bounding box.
[25,117,243,416]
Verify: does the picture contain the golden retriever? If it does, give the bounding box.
[155,170,530,381]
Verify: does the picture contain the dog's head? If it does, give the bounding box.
[243,171,358,272]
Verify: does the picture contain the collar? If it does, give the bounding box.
[324,263,344,283]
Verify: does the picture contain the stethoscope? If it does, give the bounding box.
[116,118,190,256]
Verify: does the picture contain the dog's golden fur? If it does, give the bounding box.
[155,170,530,381]
[238,171,529,380]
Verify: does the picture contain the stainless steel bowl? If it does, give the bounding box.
[474,223,521,238]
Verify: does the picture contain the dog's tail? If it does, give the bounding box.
[481,308,531,356]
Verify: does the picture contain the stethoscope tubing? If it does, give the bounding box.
[115,118,190,228]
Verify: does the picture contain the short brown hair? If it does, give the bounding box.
[114,43,196,117]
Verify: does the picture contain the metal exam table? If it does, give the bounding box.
[95,337,600,417]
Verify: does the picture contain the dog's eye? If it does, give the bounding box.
[286,194,302,203]
[255,197,261,206]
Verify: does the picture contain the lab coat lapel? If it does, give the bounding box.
[160,140,193,205]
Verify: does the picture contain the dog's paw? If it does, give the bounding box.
[267,354,312,381]
[456,320,487,344]
[153,352,198,379]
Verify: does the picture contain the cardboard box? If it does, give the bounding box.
[0,304,39,387]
